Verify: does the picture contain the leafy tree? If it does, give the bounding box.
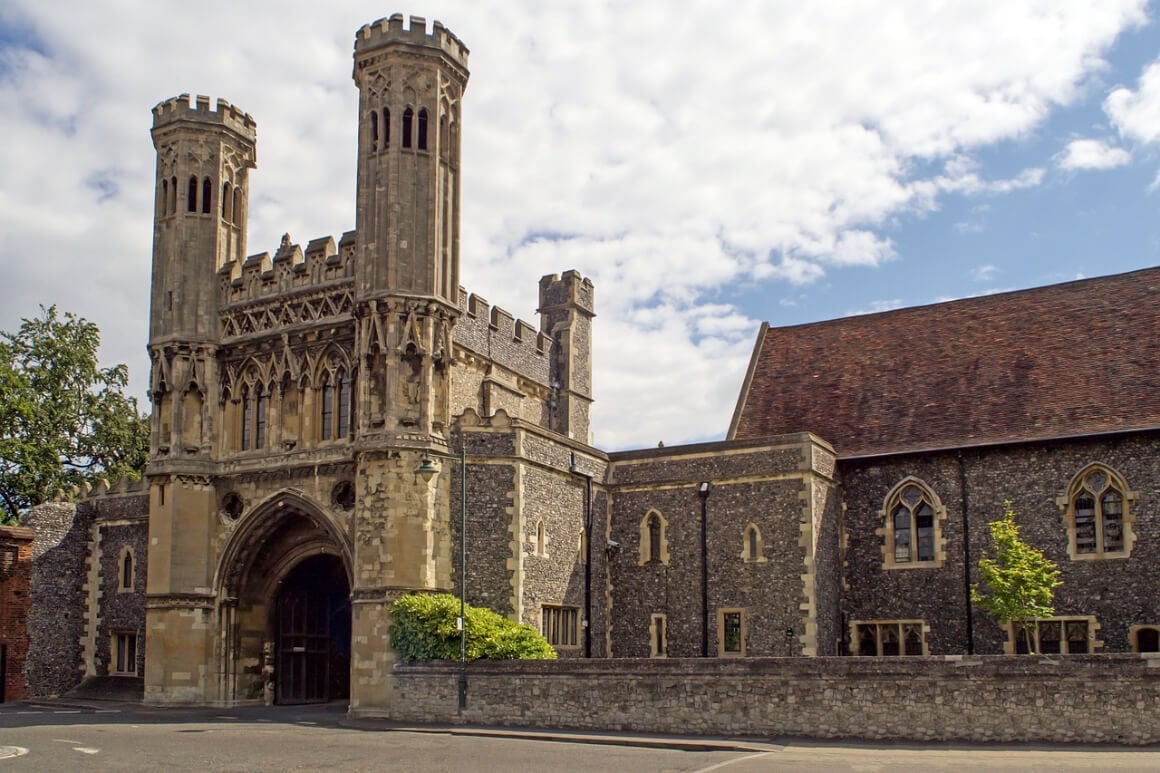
[390,593,557,661]
[0,306,149,522]
[970,501,1062,654]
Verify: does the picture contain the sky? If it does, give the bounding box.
[2,1,1160,451]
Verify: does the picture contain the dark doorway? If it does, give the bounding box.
[275,555,350,704]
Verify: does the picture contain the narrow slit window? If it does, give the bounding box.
[202,177,212,214]
[337,371,351,439]
[321,376,334,440]
[255,386,267,449]
[222,182,232,221]
[370,109,379,152]
[187,176,198,212]
[402,107,413,148]
[417,108,428,150]
[383,108,391,147]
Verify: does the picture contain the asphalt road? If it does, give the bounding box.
[0,701,1158,771]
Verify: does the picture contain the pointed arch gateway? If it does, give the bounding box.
[215,489,353,705]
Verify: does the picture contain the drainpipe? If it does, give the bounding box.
[697,481,713,657]
[571,453,594,658]
[957,450,974,655]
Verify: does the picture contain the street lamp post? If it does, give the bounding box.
[416,445,468,710]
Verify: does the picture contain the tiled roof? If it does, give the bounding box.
[728,267,1160,457]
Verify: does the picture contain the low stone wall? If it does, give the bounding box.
[387,656,1160,744]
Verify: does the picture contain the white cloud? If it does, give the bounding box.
[972,264,1000,281]
[1055,138,1132,170]
[846,299,904,317]
[0,0,1149,448]
[1106,58,1160,143]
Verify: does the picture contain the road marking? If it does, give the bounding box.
[0,746,28,759]
[694,751,774,772]
[214,715,238,720]
[73,747,100,755]
[53,739,82,744]
[53,710,82,714]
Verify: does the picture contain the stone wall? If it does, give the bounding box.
[391,656,1160,744]
[23,502,93,696]
[840,432,1160,654]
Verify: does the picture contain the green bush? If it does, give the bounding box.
[389,593,557,662]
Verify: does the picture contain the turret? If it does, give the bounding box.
[351,14,468,302]
[539,271,596,442]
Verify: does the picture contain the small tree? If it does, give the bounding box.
[971,501,1062,654]
[0,306,149,522]
[389,593,557,661]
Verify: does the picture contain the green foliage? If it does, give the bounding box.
[390,593,557,662]
[971,501,1062,654]
[0,306,149,523]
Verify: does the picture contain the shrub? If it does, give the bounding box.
[390,593,557,661]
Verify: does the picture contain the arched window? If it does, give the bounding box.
[187,176,198,212]
[337,370,351,439]
[1135,627,1160,653]
[370,109,379,152]
[241,386,253,450]
[202,177,212,214]
[742,524,765,563]
[222,182,232,221]
[417,108,428,150]
[255,385,267,449]
[1061,464,1135,559]
[159,179,168,218]
[402,107,413,148]
[320,375,334,441]
[233,187,242,226]
[882,478,945,569]
[638,510,669,566]
[170,176,177,214]
[383,108,391,147]
[119,549,133,591]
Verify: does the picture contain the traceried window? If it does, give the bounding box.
[541,605,579,648]
[1062,465,1134,559]
[854,620,926,656]
[320,375,334,440]
[638,509,669,566]
[1011,618,1093,654]
[881,478,945,569]
[241,387,254,450]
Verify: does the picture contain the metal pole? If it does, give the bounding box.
[458,444,467,710]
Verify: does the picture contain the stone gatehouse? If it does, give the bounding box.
[21,14,1160,715]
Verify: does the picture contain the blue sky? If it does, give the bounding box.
[1,1,1159,450]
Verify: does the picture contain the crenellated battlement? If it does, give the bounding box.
[152,93,256,139]
[453,287,551,384]
[539,270,596,315]
[54,476,148,503]
[218,231,356,307]
[354,14,469,69]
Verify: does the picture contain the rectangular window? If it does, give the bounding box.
[853,620,926,656]
[717,608,745,656]
[1011,618,1093,654]
[650,613,667,658]
[541,606,579,648]
[113,632,138,674]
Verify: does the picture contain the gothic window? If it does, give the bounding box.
[383,108,391,147]
[417,108,429,150]
[337,370,351,439]
[370,109,379,152]
[650,613,668,658]
[638,509,669,566]
[853,620,926,656]
[320,375,334,441]
[255,385,267,449]
[402,107,413,148]
[742,524,765,563]
[119,549,134,592]
[718,608,745,656]
[241,386,253,450]
[881,478,945,569]
[222,182,232,221]
[233,187,242,225]
[158,179,168,218]
[187,175,198,212]
[202,177,212,214]
[1061,464,1134,559]
[1010,617,1094,654]
[170,176,177,215]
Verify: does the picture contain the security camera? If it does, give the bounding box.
[606,539,621,553]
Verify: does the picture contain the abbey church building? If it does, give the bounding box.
[21,15,1160,713]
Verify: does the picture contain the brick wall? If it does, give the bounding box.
[391,656,1160,744]
[0,526,34,701]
